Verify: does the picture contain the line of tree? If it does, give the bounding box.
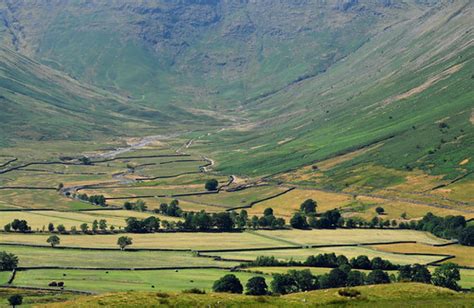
[75,193,107,206]
[244,253,398,271]
[218,262,461,296]
[399,213,474,246]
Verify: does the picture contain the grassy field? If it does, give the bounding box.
[36,283,474,307]
[9,269,261,293]
[0,245,236,268]
[253,229,449,246]
[0,190,96,211]
[371,243,474,267]
[0,231,286,250]
[180,186,289,209]
[247,188,353,219]
[0,210,181,231]
[201,246,444,265]
[0,288,78,307]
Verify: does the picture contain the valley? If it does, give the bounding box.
[0,0,472,306]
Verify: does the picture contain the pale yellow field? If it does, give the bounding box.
[247,188,353,219]
[0,210,181,231]
[371,243,474,267]
[0,231,288,250]
[347,195,474,220]
[204,246,443,265]
[254,229,449,246]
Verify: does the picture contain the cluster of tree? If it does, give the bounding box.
[290,207,343,230]
[154,200,182,217]
[212,268,391,296]
[247,208,286,229]
[213,274,269,295]
[123,199,148,212]
[125,217,160,233]
[3,219,31,233]
[405,213,474,246]
[398,262,462,291]
[245,254,398,271]
[76,193,106,206]
[0,251,18,271]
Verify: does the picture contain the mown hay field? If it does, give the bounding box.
[247,188,353,219]
[371,243,474,267]
[253,229,449,246]
[10,269,260,293]
[0,245,236,268]
[0,190,96,211]
[0,231,286,250]
[201,246,443,265]
[0,210,181,231]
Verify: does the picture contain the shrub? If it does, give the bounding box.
[338,288,361,298]
[182,288,206,294]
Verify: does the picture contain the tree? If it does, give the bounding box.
[288,269,317,291]
[245,276,268,295]
[99,219,107,232]
[205,179,219,191]
[459,226,474,246]
[347,270,366,286]
[117,236,133,250]
[56,224,66,233]
[300,199,317,214]
[213,212,234,231]
[319,268,347,289]
[350,255,371,270]
[123,201,133,210]
[92,220,99,233]
[48,223,55,232]
[80,223,89,233]
[47,235,60,248]
[411,264,431,283]
[366,270,390,284]
[263,208,274,217]
[79,156,91,165]
[11,219,30,233]
[375,207,385,215]
[0,251,18,271]
[134,199,147,212]
[432,263,460,291]
[4,224,11,232]
[290,212,308,229]
[270,273,298,295]
[212,274,243,294]
[8,294,22,308]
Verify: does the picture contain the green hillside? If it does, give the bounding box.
[19,283,474,307]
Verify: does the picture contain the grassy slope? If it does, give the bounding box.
[199,1,473,183]
[35,283,474,307]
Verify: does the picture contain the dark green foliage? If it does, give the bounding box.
[375,207,385,214]
[10,219,30,232]
[350,255,372,270]
[159,201,182,217]
[212,274,243,294]
[117,236,133,251]
[212,212,235,231]
[300,199,317,214]
[290,212,309,229]
[245,276,268,295]
[459,226,474,246]
[0,251,19,270]
[270,273,299,295]
[205,179,219,191]
[8,294,23,307]
[398,264,431,283]
[319,268,348,289]
[47,235,60,247]
[347,270,366,286]
[125,217,160,233]
[432,263,461,291]
[89,195,106,206]
[366,269,390,285]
